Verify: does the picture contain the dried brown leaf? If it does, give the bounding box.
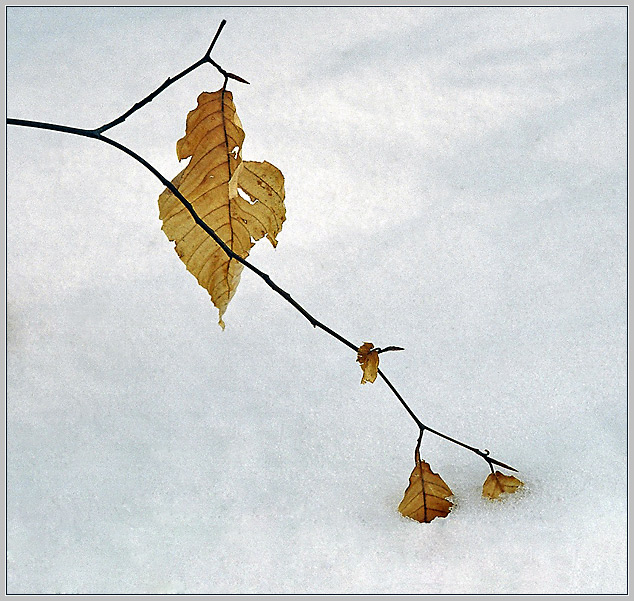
[158,90,285,328]
[482,471,524,500]
[398,453,453,523]
[357,342,379,384]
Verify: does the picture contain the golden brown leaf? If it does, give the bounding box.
[158,90,285,328]
[357,342,379,384]
[482,471,524,500]
[398,452,453,523]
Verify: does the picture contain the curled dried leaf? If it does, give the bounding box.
[398,453,453,523]
[357,342,379,384]
[482,471,524,500]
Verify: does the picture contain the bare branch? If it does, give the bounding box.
[6,23,518,475]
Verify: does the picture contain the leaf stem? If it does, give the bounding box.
[415,428,424,463]
[6,21,517,475]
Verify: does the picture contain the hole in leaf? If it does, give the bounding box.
[238,188,257,205]
[231,146,239,159]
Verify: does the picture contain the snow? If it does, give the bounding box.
[6,6,627,594]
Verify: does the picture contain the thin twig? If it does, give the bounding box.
[376,346,405,354]
[378,369,517,472]
[6,22,518,475]
[203,19,227,58]
[95,20,246,134]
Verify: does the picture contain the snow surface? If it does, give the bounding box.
[6,6,627,594]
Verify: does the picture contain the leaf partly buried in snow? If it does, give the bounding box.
[482,471,524,500]
[158,89,285,328]
[357,342,379,384]
[398,451,453,523]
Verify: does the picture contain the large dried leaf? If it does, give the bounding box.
[398,452,453,523]
[482,471,524,500]
[158,90,285,328]
[357,342,379,384]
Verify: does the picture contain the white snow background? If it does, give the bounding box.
[6,6,627,595]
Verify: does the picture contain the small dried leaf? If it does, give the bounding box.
[357,342,379,384]
[398,454,453,523]
[482,471,524,500]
